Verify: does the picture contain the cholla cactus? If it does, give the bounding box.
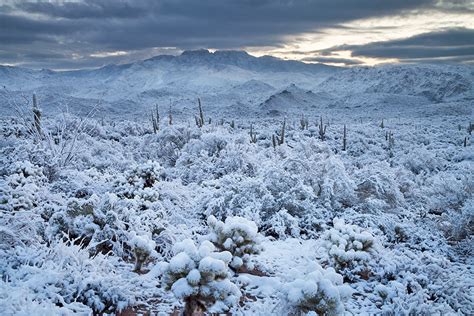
[115,160,163,199]
[127,232,156,272]
[162,239,241,315]
[206,215,263,271]
[283,265,352,315]
[322,218,376,278]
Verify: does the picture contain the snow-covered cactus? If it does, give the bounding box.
[127,232,156,273]
[322,218,376,278]
[283,265,352,315]
[162,239,241,315]
[115,160,163,199]
[206,215,263,271]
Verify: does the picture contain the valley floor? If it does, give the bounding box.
[0,109,472,315]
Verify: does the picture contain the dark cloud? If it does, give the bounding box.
[0,0,471,68]
[321,28,474,63]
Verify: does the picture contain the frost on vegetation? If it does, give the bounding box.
[0,161,46,212]
[0,239,134,314]
[162,239,241,314]
[283,265,352,316]
[127,231,157,272]
[206,215,263,271]
[322,218,377,280]
[114,160,163,200]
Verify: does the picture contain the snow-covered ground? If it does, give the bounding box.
[0,51,473,315]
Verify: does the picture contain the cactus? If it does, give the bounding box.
[168,104,173,125]
[198,98,205,126]
[32,94,42,135]
[380,119,384,129]
[319,117,327,141]
[468,122,473,135]
[464,136,468,147]
[230,120,235,128]
[276,119,286,145]
[195,115,202,128]
[272,134,277,149]
[151,104,160,133]
[249,124,257,143]
[342,124,347,151]
[194,98,206,128]
[300,115,309,130]
[387,131,394,150]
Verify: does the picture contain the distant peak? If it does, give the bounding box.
[180,49,211,56]
[213,50,251,57]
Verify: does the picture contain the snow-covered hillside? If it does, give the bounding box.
[0,52,473,315]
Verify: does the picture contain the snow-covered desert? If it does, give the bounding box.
[1,49,473,315]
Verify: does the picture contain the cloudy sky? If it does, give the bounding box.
[1,0,473,69]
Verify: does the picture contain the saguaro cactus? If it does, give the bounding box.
[32,94,42,135]
[168,104,173,125]
[198,98,205,126]
[300,115,309,130]
[249,124,257,143]
[319,116,327,141]
[342,124,347,151]
[151,104,160,133]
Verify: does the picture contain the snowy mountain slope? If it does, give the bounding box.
[317,64,474,102]
[1,52,473,120]
[0,50,338,116]
[258,84,332,115]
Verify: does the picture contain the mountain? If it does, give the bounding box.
[0,50,339,117]
[0,51,473,119]
[317,64,474,102]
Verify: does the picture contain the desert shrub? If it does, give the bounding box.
[142,126,196,167]
[424,170,472,214]
[205,215,263,271]
[0,161,46,212]
[161,239,241,315]
[0,239,135,314]
[369,248,474,315]
[355,162,405,211]
[439,198,473,242]
[46,191,168,260]
[283,264,352,315]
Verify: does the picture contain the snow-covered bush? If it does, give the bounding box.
[322,218,377,280]
[161,239,241,314]
[283,265,352,315]
[355,162,405,211]
[47,192,167,260]
[206,215,263,271]
[0,161,46,212]
[0,239,135,314]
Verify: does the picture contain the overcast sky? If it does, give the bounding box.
[1,0,473,69]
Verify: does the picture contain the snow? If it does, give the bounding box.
[0,51,473,315]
